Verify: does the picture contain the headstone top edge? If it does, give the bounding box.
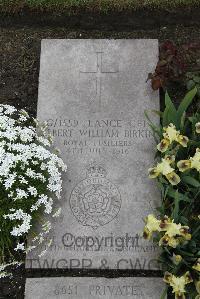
[41,38,159,45]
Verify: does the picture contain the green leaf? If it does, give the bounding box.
[193,76,200,84]
[197,87,200,97]
[192,225,200,237]
[163,106,170,127]
[180,111,186,130]
[181,175,200,188]
[186,80,196,90]
[178,250,194,257]
[179,216,188,225]
[176,88,197,126]
[172,190,180,222]
[163,91,177,127]
[160,287,168,299]
[144,110,162,138]
[151,109,163,118]
[167,188,190,202]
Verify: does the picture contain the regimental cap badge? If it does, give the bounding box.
[70,163,121,229]
[86,162,107,178]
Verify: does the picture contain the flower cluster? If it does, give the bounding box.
[143,90,200,299]
[148,123,200,185]
[0,105,67,277]
[143,215,191,248]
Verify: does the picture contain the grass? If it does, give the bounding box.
[0,0,200,14]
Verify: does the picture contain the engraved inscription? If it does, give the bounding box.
[53,283,144,297]
[47,118,153,157]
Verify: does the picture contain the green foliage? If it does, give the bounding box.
[145,90,200,298]
[163,88,197,129]
[186,72,200,98]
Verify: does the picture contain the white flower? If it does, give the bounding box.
[42,221,51,233]
[19,176,28,185]
[14,242,25,251]
[4,174,16,190]
[27,186,37,197]
[37,136,51,147]
[38,236,44,244]
[0,261,22,279]
[53,208,62,218]
[4,209,32,236]
[44,198,53,214]
[25,168,36,178]
[15,188,28,200]
[3,104,17,115]
[19,115,27,122]
[40,162,46,170]
[8,191,14,198]
[38,249,47,257]
[30,194,52,213]
[0,105,67,263]
[0,271,10,278]
[18,127,35,143]
[25,245,36,253]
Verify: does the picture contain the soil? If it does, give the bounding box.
[0,15,200,299]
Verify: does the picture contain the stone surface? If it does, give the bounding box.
[26,39,160,270]
[25,277,166,299]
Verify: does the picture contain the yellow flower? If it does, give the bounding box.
[177,135,189,147]
[177,160,191,172]
[145,214,161,231]
[193,260,200,272]
[148,158,174,178]
[164,272,193,299]
[166,222,191,241]
[143,214,161,239]
[195,280,200,299]
[165,171,181,185]
[156,158,174,175]
[157,124,189,153]
[195,280,200,294]
[179,227,191,240]
[190,148,200,172]
[148,155,180,185]
[163,123,180,144]
[159,235,180,248]
[160,215,172,227]
[195,122,200,134]
[158,218,191,248]
[143,226,151,240]
[177,148,200,173]
[172,254,182,265]
[157,138,170,152]
[166,222,182,237]
[144,215,191,248]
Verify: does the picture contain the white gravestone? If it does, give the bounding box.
[26,39,160,271]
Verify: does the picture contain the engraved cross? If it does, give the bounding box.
[80,52,119,109]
